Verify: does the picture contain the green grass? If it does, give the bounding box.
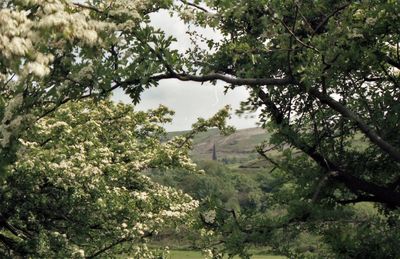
[168,250,204,259]
[168,250,286,259]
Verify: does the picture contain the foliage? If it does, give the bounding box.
[0,0,174,174]
[164,1,400,257]
[2,0,400,257]
[152,160,280,258]
[173,0,400,204]
[322,215,400,259]
[154,0,400,256]
[0,100,202,258]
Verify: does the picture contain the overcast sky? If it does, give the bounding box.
[112,10,259,132]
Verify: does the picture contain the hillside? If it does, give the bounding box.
[169,127,272,165]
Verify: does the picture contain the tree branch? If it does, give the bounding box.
[86,237,131,259]
[179,0,211,13]
[385,55,400,70]
[73,3,104,13]
[314,2,351,34]
[256,147,282,169]
[134,66,400,165]
[86,231,153,258]
[311,171,335,203]
[305,85,400,164]
[0,233,28,256]
[175,73,294,86]
[277,18,319,53]
[255,87,400,208]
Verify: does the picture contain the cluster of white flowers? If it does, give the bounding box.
[203,249,213,259]
[0,9,32,58]
[107,0,147,18]
[9,100,200,257]
[202,210,217,224]
[0,0,117,84]
[202,248,222,259]
[72,247,85,257]
[180,8,196,22]
[133,191,149,201]
[23,53,55,78]
[128,244,158,259]
[0,1,118,152]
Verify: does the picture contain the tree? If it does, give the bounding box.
[166,0,400,209]
[2,0,400,257]
[100,0,400,257]
[3,0,399,207]
[0,99,204,257]
[156,1,400,257]
[0,0,174,175]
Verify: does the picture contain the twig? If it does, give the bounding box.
[314,2,351,34]
[73,3,104,13]
[179,0,211,13]
[278,19,319,53]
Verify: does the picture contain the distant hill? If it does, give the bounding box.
[168,127,273,167]
[168,127,371,170]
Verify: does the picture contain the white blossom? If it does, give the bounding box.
[203,210,217,224]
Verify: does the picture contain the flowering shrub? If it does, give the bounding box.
[0,100,199,258]
[0,0,173,175]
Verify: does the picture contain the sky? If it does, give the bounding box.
[112,10,259,132]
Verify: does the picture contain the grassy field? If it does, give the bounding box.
[168,250,286,259]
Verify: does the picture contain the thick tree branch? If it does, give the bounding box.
[305,85,400,164]
[0,233,28,256]
[125,66,400,165]
[119,73,175,87]
[175,73,294,86]
[162,68,400,163]
[255,87,400,208]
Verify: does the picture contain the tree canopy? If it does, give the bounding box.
[1,0,400,258]
[1,100,203,257]
[2,0,399,206]
[171,0,400,209]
